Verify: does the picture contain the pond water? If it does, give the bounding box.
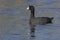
[0,0,60,40]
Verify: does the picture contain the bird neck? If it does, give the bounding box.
[30,10,35,18]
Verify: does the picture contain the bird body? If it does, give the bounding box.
[30,17,53,25]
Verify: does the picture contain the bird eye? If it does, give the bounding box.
[27,7,29,10]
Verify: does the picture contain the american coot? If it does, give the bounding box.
[27,5,53,37]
